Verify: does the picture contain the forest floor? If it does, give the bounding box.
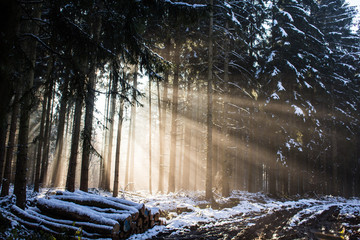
[127,191,360,240]
[0,189,359,239]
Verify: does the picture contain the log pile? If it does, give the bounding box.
[10,191,164,239]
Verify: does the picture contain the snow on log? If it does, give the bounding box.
[37,198,127,226]
[26,208,120,237]
[50,194,139,214]
[11,205,102,239]
[105,196,145,214]
[22,191,166,239]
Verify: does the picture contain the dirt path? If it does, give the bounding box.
[152,205,359,240]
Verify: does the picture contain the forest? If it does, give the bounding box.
[0,0,359,216]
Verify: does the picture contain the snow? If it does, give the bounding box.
[303,81,312,88]
[37,198,122,225]
[1,189,360,239]
[271,67,280,76]
[286,60,301,78]
[53,195,138,213]
[280,10,294,22]
[232,12,241,26]
[127,191,360,238]
[306,100,316,114]
[267,51,276,63]
[286,138,302,151]
[163,0,206,8]
[279,27,288,37]
[271,93,280,100]
[289,24,306,36]
[277,81,285,91]
[292,105,304,117]
[129,225,166,239]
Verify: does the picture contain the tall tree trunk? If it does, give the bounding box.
[193,80,201,191]
[104,65,118,191]
[0,117,8,188]
[158,38,170,193]
[39,82,54,187]
[268,118,277,196]
[1,92,20,197]
[14,2,41,209]
[113,68,125,197]
[34,94,47,192]
[222,20,230,197]
[124,110,132,189]
[205,0,214,201]
[66,95,83,192]
[182,78,191,190]
[51,77,69,187]
[330,85,338,195]
[168,40,180,193]
[156,78,164,193]
[126,65,138,191]
[80,10,102,192]
[35,58,54,191]
[99,76,112,189]
[149,79,152,194]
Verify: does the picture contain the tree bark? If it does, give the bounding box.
[34,93,47,192]
[1,92,19,197]
[66,95,83,192]
[99,75,112,189]
[80,9,102,192]
[0,116,8,188]
[14,2,41,209]
[125,65,138,191]
[149,78,152,194]
[51,77,69,188]
[158,38,170,193]
[113,65,125,197]
[222,20,230,197]
[168,40,180,193]
[125,109,132,189]
[182,78,192,190]
[104,65,118,191]
[205,0,214,201]
[39,81,54,187]
[156,78,164,193]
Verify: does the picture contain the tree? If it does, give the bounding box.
[113,61,126,197]
[0,92,20,197]
[14,1,42,209]
[168,39,180,193]
[205,0,214,201]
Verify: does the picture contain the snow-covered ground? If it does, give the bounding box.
[1,189,359,239]
[120,190,360,239]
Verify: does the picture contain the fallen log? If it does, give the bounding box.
[37,198,131,233]
[33,191,165,238]
[26,208,120,238]
[51,194,138,214]
[105,196,145,215]
[11,205,103,239]
[88,206,139,221]
[56,190,145,216]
